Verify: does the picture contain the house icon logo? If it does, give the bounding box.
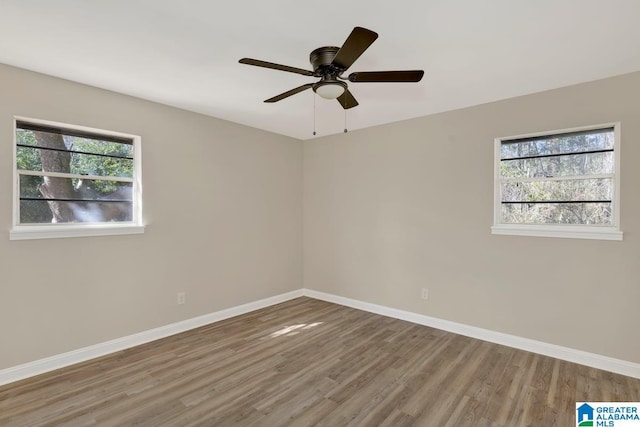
[577,403,594,426]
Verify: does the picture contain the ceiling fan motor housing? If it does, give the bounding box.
[310,46,342,76]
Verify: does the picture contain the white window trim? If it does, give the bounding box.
[491,123,623,241]
[11,116,144,240]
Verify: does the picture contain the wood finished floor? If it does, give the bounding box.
[1,297,639,426]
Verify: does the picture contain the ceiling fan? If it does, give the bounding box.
[239,27,424,109]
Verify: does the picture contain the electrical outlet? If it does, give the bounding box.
[421,288,429,300]
[177,292,186,305]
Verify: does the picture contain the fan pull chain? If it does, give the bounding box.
[313,94,316,136]
[344,109,348,133]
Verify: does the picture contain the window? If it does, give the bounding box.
[492,124,622,240]
[11,117,143,240]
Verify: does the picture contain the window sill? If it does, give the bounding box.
[10,224,145,241]
[491,224,623,241]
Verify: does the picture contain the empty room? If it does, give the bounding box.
[1,1,639,426]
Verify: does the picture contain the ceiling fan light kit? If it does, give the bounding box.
[239,27,424,109]
[313,79,346,99]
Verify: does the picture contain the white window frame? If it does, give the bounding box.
[10,117,144,240]
[491,123,622,241]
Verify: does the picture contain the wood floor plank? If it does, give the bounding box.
[1,297,638,426]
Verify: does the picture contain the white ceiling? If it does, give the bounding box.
[1,1,639,140]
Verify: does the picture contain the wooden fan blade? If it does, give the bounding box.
[239,58,314,76]
[336,89,359,109]
[264,84,314,103]
[348,70,424,83]
[331,27,378,71]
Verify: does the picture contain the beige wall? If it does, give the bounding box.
[0,64,303,370]
[304,71,640,364]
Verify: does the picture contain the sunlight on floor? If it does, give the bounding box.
[269,322,324,338]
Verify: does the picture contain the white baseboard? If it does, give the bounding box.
[302,289,640,380]
[2,287,638,387]
[0,289,304,386]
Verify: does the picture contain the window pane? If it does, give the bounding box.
[502,178,612,202]
[20,200,133,224]
[16,145,133,178]
[501,151,614,179]
[20,175,132,201]
[501,129,613,159]
[17,128,133,156]
[501,202,611,225]
[19,175,132,223]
